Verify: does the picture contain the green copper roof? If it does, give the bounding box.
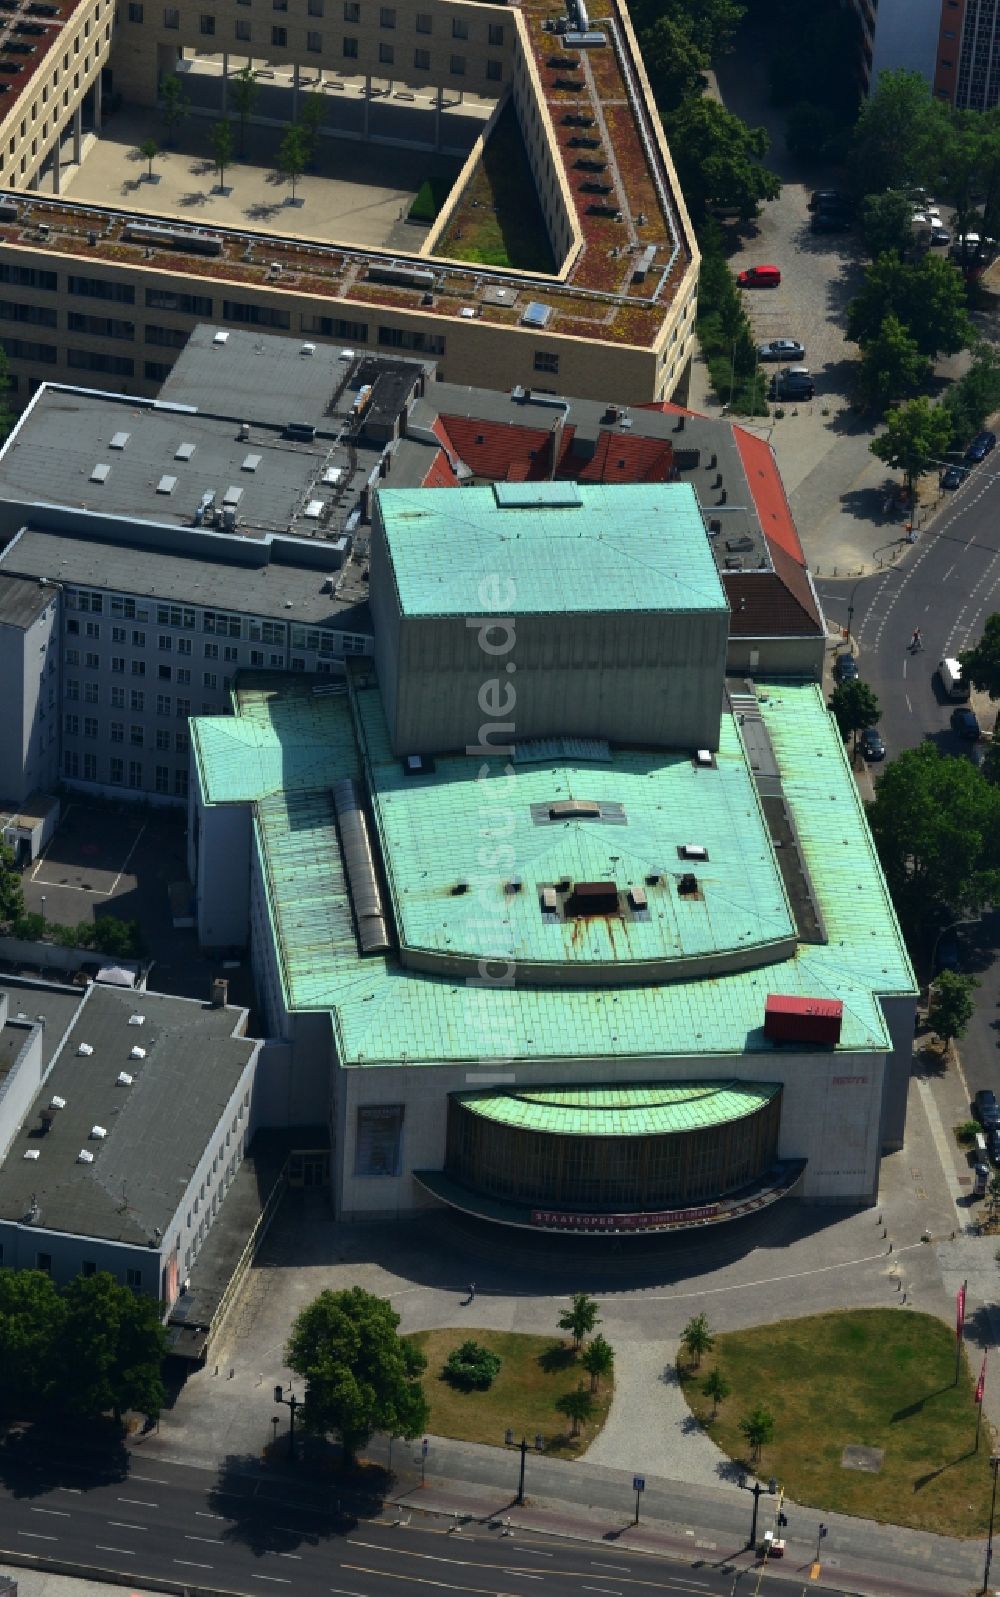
[375,483,727,617]
[355,683,795,974]
[192,676,358,805]
[455,1082,780,1137]
[195,675,916,1069]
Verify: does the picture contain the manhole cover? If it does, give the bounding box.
[842,1445,883,1472]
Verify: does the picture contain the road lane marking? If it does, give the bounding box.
[186,1534,223,1544]
[344,1566,488,1595]
[118,1497,158,1508]
[513,1548,552,1556]
[56,1488,82,1495]
[583,1587,621,1594]
[330,1589,368,1597]
[905,693,912,713]
[30,1507,69,1516]
[108,1522,146,1531]
[943,564,956,581]
[278,1553,302,1560]
[97,1546,135,1557]
[18,1532,57,1541]
[249,1576,291,1584]
[590,1566,630,1574]
[131,1474,169,1484]
[174,1560,213,1570]
[196,1511,226,1520]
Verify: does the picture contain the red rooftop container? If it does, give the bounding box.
[764,994,843,1045]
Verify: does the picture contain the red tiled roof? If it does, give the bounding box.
[731,425,806,567]
[571,431,674,484]
[724,570,823,638]
[437,415,576,481]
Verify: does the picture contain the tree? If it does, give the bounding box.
[944,342,1000,444]
[861,190,918,262]
[160,74,189,146]
[857,315,930,413]
[630,0,744,58]
[869,396,954,500]
[928,969,978,1053]
[444,1340,502,1391]
[662,96,780,222]
[555,1382,594,1438]
[784,103,840,164]
[702,1368,731,1419]
[286,1287,428,1466]
[680,1312,714,1369]
[960,615,1000,699]
[557,1292,601,1350]
[0,838,24,925]
[299,91,326,165]
[830,678,881,757]
[867,741,1000,932]
[581,1334,615,1393]
[641,17,708,115]
[847,69,947,196]
[738,1404,775,1465]
[847,253,972,361]
[54,1272,166,1422]
[0,1268,65,1410]
[210,118,234,191]
[138,137,159,183]
[278,123,308,203]
[231,64,260,157]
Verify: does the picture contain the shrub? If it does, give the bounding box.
[444,1339,502,1391]
[12,911,45,941]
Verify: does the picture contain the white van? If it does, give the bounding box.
[939,657,970,701]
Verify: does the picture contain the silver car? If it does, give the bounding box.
[757,338,805,363]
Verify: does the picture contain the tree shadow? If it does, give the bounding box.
[188,158,216,177]
[910,1044,948,1081]
[204,1449,387,1556]
[715,1456,746,1484]
[0,1416,128,1498]
[243,201,283,222]
[177,190,210,208]
[537,1341,576,1374]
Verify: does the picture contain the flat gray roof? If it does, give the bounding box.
[0,526,372,630]
[0,572,53,629]
[0,979,84,1071]
[0,985,256,1245]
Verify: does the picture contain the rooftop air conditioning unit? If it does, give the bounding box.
[90,1125,107,1140]
[76,1043,93,1056]
[117,1071,134,1086]
[77,1149,95,1164]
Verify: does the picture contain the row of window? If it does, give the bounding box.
[64,714,189,749]
[1,1247,145,1291]
[0,306,195,345]
[63,748,189,794]
[146,3,503,36]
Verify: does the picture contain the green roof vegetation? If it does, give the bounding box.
[455,1082,781,1137]
[376,483,725,618]
[435,99,557,273]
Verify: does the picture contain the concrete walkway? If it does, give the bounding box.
[581,1340,731,1486]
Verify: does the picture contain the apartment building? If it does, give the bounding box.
[852,0,1000,110]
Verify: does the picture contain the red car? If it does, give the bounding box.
[737,264,781,288]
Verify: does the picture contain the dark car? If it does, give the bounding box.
[931,226,952,246]
[834,652,859,683]
[964,430,997,464]
[987,1127,1000,1165]
[941,465,965,490]
[952,705,981,740]
[770,365,815,400]
[811,210,852,233]
[757,338,805,363]
[809,189,853,212]
[935,934,961,974]
[859,727,885,761]
[974,1089,1000,1130]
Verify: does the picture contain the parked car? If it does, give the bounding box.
[738,264,781,288]
[930,226,952,246]
[987,1127,1000,1165]
[809,189,853,212]
[834,652,859,683]
[951,705,982,740]
[770,365,814,400]
[973,1089,1000,1130]
[757,338,805,362]
[935,933,961,974]
[811,210,852,233]
[941,464,965,489]
[859,727,885,761]
[964,430,997,464]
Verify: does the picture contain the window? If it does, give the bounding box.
[307,29,322,49]
[200,12,215,33]
[309,0,323,12]
[110,721,124,743]
[271,24,287,44]
[64,712,79,736]
[131,660,145,677]
[67,311,135,340]
[85,621,100,639]
[534,350,559,374]
[128,760,143,789]
[66,679,79,701]
[250,649,264,666]
[222,300,290,329]
[176,697,190,719]
[145,324,188,349]
[110,684,125,708]
[111,596,136,619]
[450,53,465,73]
[379,4,394,22]
[177,638,192,655]
[413,47,429,68]
[156,728,170,750]
[111,655,125,674]
[82,1260,97,1277]
[158,664,172,681]
[146,289,212,317]
[301,313,368,340]
[130,689,144,711]
[67,619,80,636]
[83,753,97,781]
[64,750,79,777]
[0,264,56,290]
[486,58,502,81]
[109,757,124,785]
[176,668,191,685]
[203,610,242,638]
[378,324,445,355]
[164,6,179,25]
[174,769,188,798]
[415,8,431,27]
[36,1252,52,1273]
[112,626,126,643]
[130,725,143,747]
[488,22,503,44]
[224,645,239,663]
[155,765,169,793]
[235,17,251,38]
[131,629,145,648]
[68,274,135,303]
[84,716,98,739]
[379,40,394,61]
[343,0,359,16]
[84,681,99,704]
[0,300,57,327]
[203,671,217,690]
[204,642,218,659]
[158,634,172,652]
[128,2,142,18]
[66,648,80,666]
[291,657,306,672]
[156,603,196,629]
[343,35,358,56]
[452,17,467,37]
[84,651,99,670]
[67,348,135,376]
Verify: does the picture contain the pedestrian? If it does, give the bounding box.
[469,1281,476,1303]
[910,628,923,651]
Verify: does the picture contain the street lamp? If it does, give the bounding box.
[739,1473,776,1550]
[983,1452,1000,1593]
[274,1383,301,1461]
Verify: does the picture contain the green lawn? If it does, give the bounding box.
[406,1328,612,1459]
[436,101,556,272]
[680,1309,994,1536]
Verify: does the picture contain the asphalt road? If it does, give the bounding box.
[0,1449,814,1597]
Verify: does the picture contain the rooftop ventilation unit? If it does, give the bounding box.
[540,886,558,912]
[175,442,196,461]
[76,1042,93,1056]
[304,500,324,519]
[76,1149,95,1164]
[628,885,648,910]
[128,1014,145,1026]
[300,342,317,356]
[695,750,713,768]
[90,1125,107,1140]
[366,263,435,291]
[549,799,601,820]
[677,872,698,896]
[241,453,262,472]
[156,475,177,495]
[284,421,316,442]
[116,1071,134,1086]
[49,1095,66,1110]
[213,330,229,346]
[505,877,523,894]
[129,1045,146,1060]
[678,843,708,861]
[521,301,554,328]
[89,464,110,484]
[23,1148,39,1160]
[122,222,223,257]
[110,430,130,451]
[566,880,618,916]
